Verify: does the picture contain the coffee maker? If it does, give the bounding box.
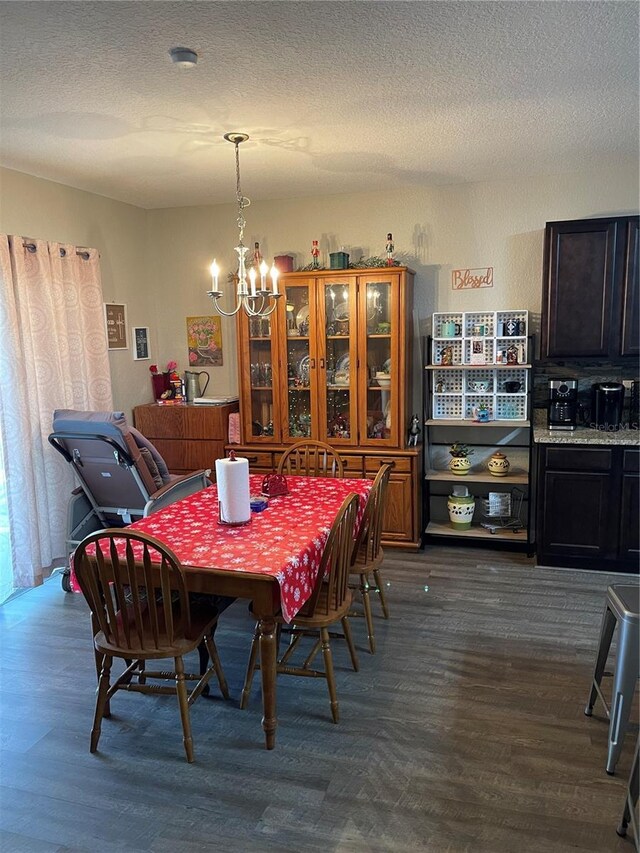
[548,379,578,430]
[591,382,625,430]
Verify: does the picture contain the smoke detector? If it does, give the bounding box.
[169,47,198,68]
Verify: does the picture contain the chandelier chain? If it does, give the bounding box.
[234,140,249,247]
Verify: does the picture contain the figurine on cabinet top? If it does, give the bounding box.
[386,232,394,266]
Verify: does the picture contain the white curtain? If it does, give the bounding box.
[0,235,113,597]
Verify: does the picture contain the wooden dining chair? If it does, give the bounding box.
[73,529,229,763]
[277,439,345,478]
[240,492,359,723]
[349,463,392,653]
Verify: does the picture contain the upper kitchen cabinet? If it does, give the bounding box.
[621,217,639,357]
[541,216,639,359]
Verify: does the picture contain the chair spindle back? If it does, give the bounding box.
[74,529,191,652]
[278,440,345,478]
[351,463,392,565]
[302,493,359,617]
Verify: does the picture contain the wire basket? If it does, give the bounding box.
[480,488,524,533]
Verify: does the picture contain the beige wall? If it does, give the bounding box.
[2,159,638,420]
[149,159,639,414]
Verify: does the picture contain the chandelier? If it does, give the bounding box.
[207,133,281,318]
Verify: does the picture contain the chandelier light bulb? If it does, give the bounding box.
[209,260,219,289]
[270,265,279,295]
[259,260,269,289]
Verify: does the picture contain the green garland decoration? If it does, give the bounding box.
[296,256,401,272]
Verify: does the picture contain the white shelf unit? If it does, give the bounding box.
[429,310,530,422]
[422,314,534,550]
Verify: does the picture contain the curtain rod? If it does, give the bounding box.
[21,241,92,260]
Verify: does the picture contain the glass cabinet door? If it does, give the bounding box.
[319,279,357,445]
[243,312,280,442]
[282,282,316,441]
[360,276,398,446]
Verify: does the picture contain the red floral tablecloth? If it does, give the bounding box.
[72,475,372,623]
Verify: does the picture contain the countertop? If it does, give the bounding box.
[533,423,639,446]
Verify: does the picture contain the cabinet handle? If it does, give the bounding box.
[310,358,316,369]
[320,358,325,369]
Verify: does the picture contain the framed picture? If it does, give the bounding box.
[470,339,486,364]
[132,326,150,361]
[186,315,223,366]
[104,303,128,350]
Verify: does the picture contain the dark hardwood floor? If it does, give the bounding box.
[0,546,637,852]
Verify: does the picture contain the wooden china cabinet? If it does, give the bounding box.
[228,266,421,548]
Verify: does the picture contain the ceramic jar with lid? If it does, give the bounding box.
[488,451,510,477]
[447,487,475,530]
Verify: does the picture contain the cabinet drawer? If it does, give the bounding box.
[134,406,186,439]
[341,455,364,475]
[544,447,612,472]
[365,456,412,473]
[623,448,639,473]
[234,451,274,471]
[152,439,225,473]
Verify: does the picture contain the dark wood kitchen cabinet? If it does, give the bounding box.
[541,216,639,359]
[537,444,639,573]
[619,448,640,562]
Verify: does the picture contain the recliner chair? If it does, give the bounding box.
[49,409,212,589]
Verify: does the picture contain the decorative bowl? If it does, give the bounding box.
[376,372,391,388]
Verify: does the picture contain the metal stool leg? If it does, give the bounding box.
[616,738,639,845]
[606,619,640,775]
[585,603,616,716]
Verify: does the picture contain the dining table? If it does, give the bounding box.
[73,473,373,749]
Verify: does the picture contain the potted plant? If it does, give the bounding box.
[449,442,473,475]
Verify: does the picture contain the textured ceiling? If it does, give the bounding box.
[0,1,638,209]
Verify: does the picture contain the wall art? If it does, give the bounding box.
[452,267,494,290]
[186,315,223,366]
[132,326,150,360]
[104,303,128,350]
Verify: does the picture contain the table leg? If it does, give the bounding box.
[258,617,277,749]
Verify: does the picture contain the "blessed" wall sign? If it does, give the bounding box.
[452,267,494,290]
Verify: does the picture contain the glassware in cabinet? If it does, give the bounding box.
[320,278,357,442]
[361,277,398,445]
[242,312,281,442]
[282,282,316,441]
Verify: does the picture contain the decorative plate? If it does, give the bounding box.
[333,301,349,321]
[336,353,350,372]
[296,305,310,328]
[297,355,311,383]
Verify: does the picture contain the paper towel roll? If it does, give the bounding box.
[215,455,251,524]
